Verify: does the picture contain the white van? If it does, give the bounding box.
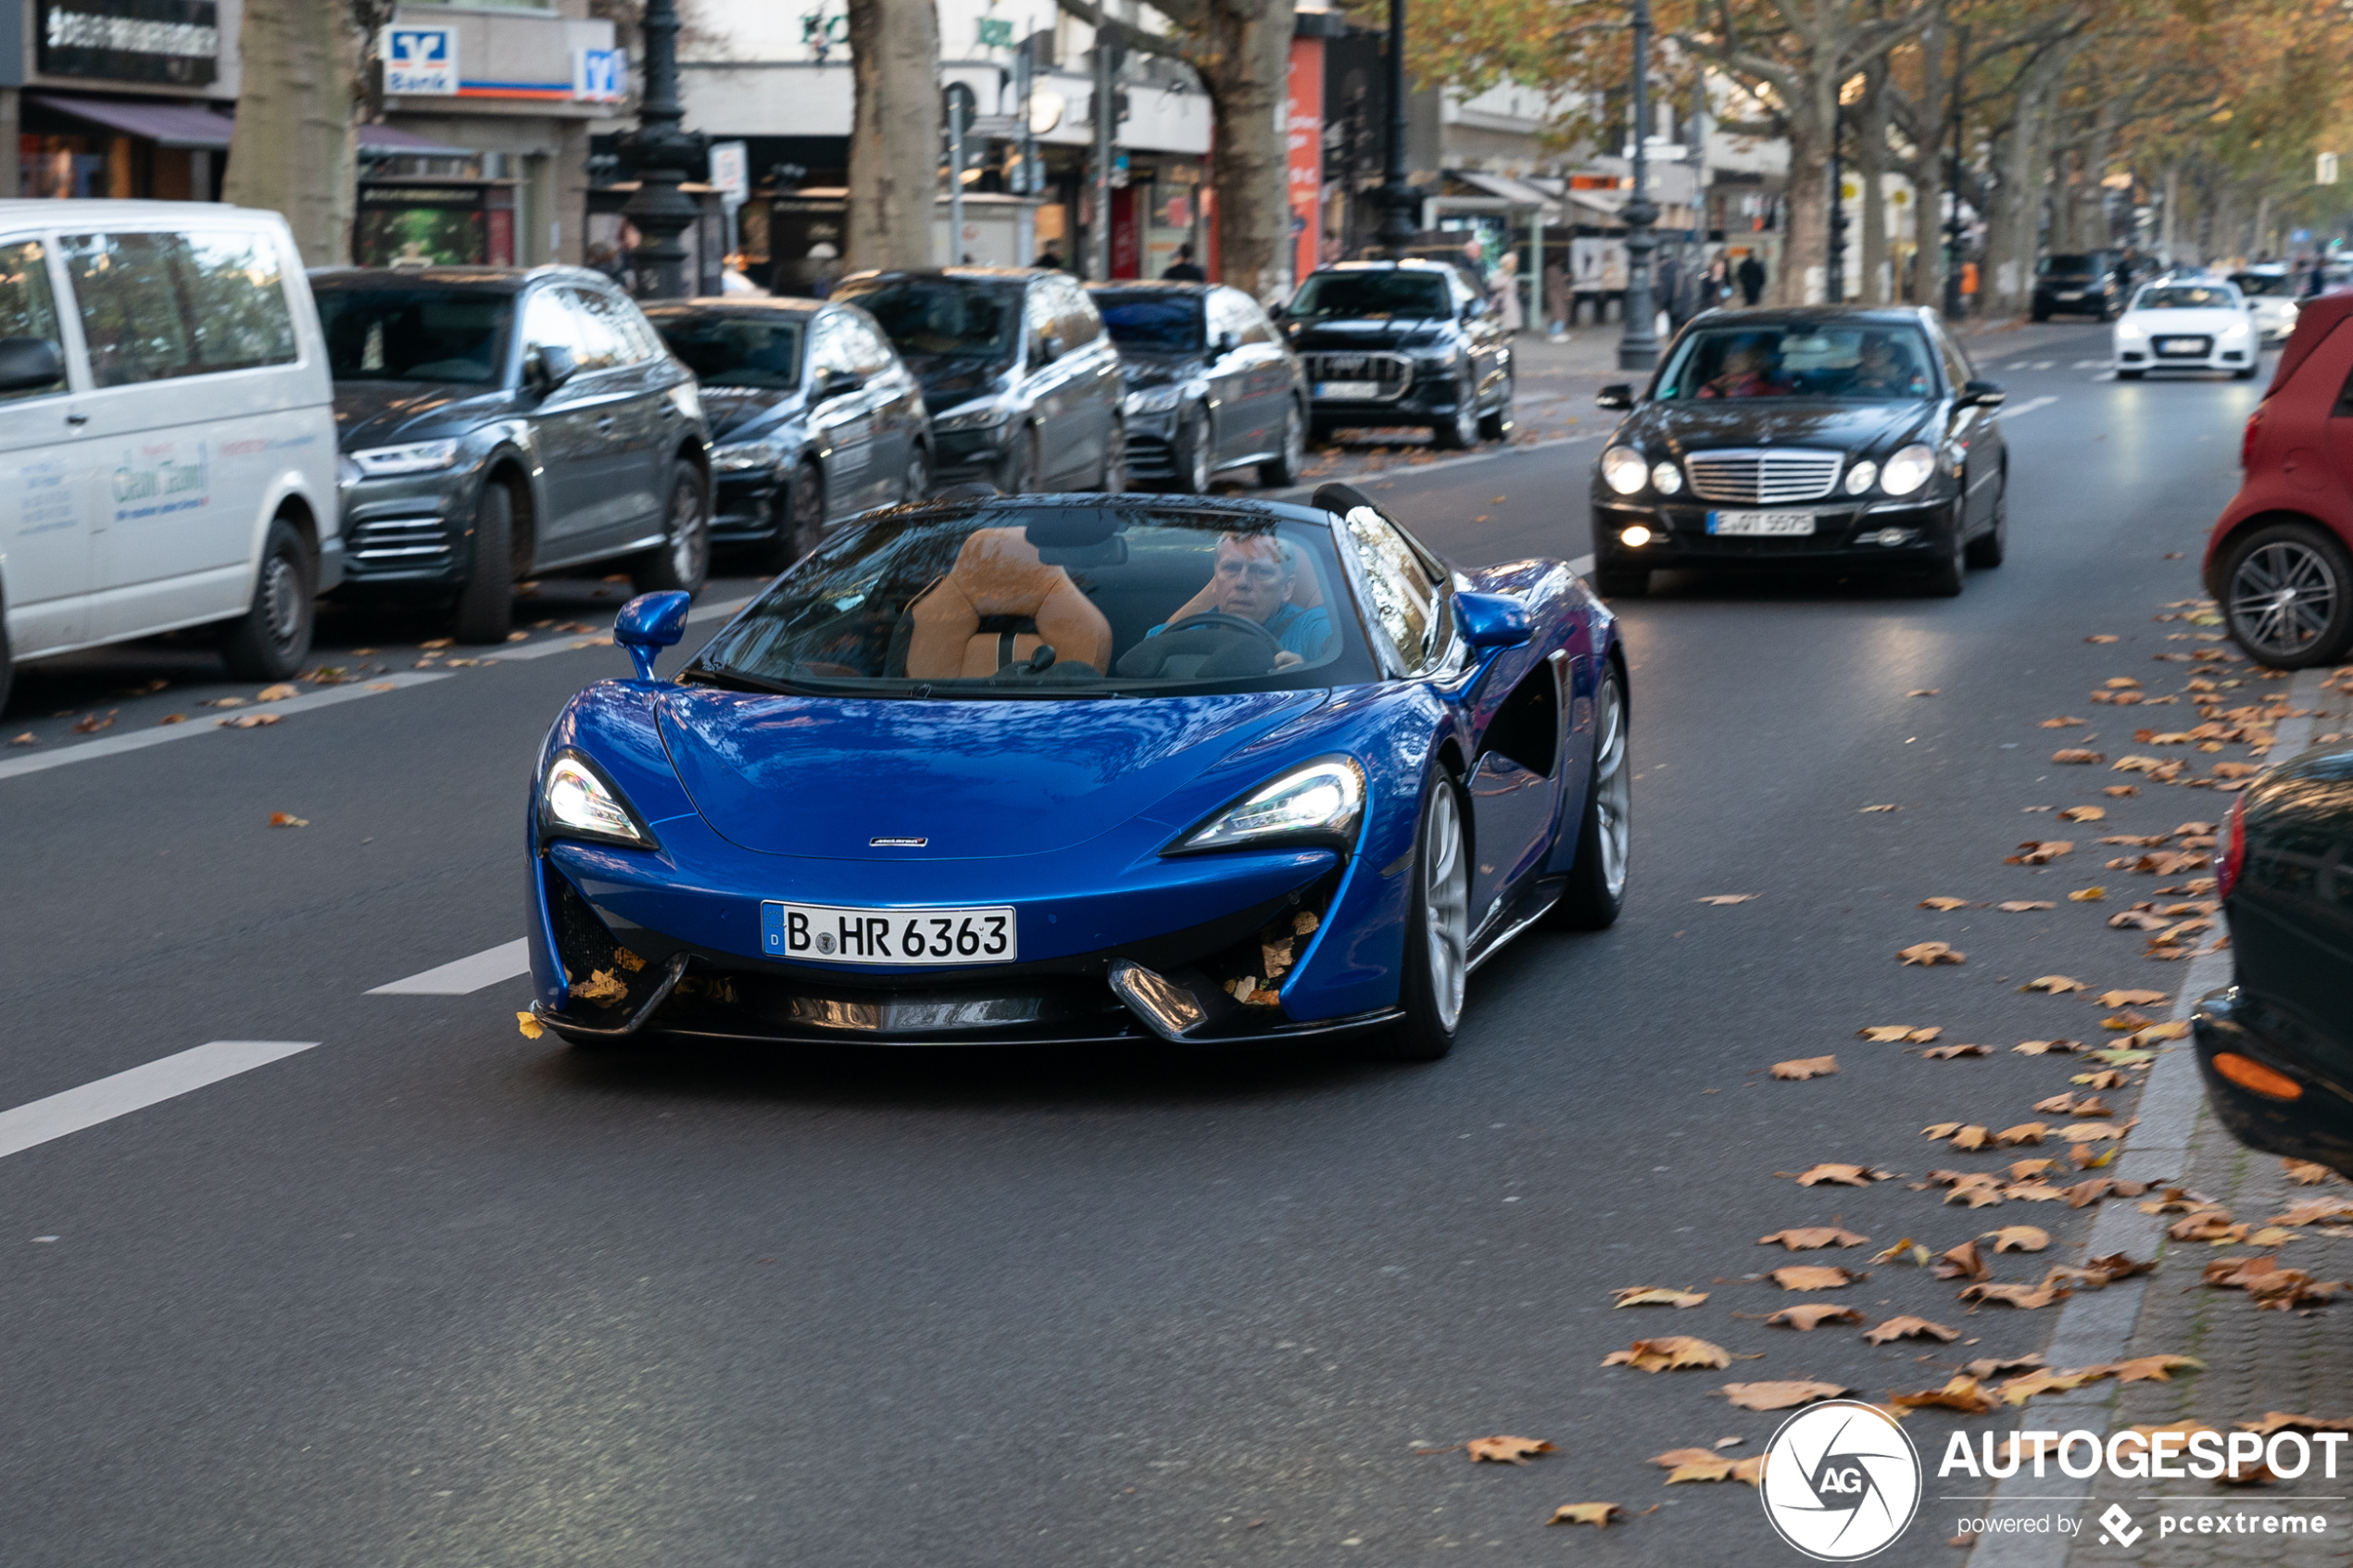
[0,201,339,713]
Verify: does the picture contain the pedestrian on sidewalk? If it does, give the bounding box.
[1543,257,1568,339]
[1489,253,1523,332]
[1736,251,1767,306]
[1703,256,1730,312]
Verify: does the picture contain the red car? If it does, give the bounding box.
[2207,290,2353,666]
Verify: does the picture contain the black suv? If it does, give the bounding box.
[314,266,712,642]
[833,268,1126,493]
[1281,259,1514,449]
[2031,252,2125,321]
[1086,281,1307,492]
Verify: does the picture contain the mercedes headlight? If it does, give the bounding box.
[1880,443,1937,496]
[349,439,459,477]
[1124,383,1184,415]
[712,440,781,473]
[1173,758,1365,854]
[935,397,1013,433]
[1650,459,1682,495]
[1602,445,1650,495]
[1843,458,1879,495]
[540,751,655,848]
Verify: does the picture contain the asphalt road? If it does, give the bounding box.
[0,322,2275,1566]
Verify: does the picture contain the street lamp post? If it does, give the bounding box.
[620,0,707,299]
[1617,0,1659,370]
[1826,96,1845,304]
[1943,25,1968,320]
[1373,0,1417,255]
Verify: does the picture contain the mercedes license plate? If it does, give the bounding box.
[1317,380,1379,399]
[1707,510,1815,537]
[761,901,1017,965]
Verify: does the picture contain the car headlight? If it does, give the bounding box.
[1602,445,1649,495]
[1650,459,1682,495]
[2222,320,2252,338]
[540,751,655,848]
[935,397,1013,433]
[1124,383,1184,415]
[1418,346,1461,370]
[1173,757,1365,854]
[349,439,459,477]
[1880,443,1936,496]
[1843,458,1879,495]
[712,440,782,473]
[2116,320,2146,340]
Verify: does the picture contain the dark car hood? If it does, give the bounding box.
[1118,350,1207,389]
[1622,399,1936,458]
[333,381,512,450]
[901,354,1013,413]
[653,685,1327,859]
[699,387,809,444]
[1286,319,1451,353]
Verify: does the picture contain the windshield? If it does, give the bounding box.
[693,507,1377,698]
[1653,324,1938,402]
[2135,285,2239,310]
[2231,272,2294,298]
[2037,255,2097,275]
[1289,270,1453,320]
[832,279,1020,361]
[316,287,510,383]
[648,309,803,388]
[1093,293,1204,353]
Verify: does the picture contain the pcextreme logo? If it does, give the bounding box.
[1759,1400,1921,1561]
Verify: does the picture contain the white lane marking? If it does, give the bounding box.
[0,1040,320,1161]
[2072,358,2106,369]
[1997,395,2061,420]
[483,596,759,664]
[1569,553,1595,575]
[0,671,453,784]
[368,937,531,996]
[1265,429,1604,503]
[2032,360,2054,370]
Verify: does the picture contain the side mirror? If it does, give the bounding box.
[1211,331,1238,358]
[531,343,578,394]
[1596,383,1635,411]
[1035,332,1063,365]
[0,336,62,393]
[812,368,861,401]
[613,589,691,681]
[1455,590,1532,651]
[1959,378,2007,409]
[1463,297,1488,320]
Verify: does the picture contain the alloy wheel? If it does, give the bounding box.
[1423,784,1469,1030]
[668,472,710,583]
[259,550,303,653]
[2232,540,2342,659]
[1590,678,1630,899]
[1183,419,1213,492]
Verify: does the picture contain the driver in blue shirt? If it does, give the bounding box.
[1153,533,1333,667]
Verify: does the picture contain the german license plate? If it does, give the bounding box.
[1707,509,1815,536]
[761,901,1017,965]
[2055,290,2082,300]
[2157,337,2200,354]
[1317,380,1379,399]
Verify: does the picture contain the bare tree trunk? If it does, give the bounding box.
[1188,0,1293,301]
[845,0,940,271]
[2160,163,2179,263]
[1906,23,1949,307]
[1857,62,1888,303]
[1775,110,1831,305]
[222,0,358,264]
[1982,43,2073,319]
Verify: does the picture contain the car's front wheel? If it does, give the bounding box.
[1919,522,1967,597]
[1364,770,1468,1062]
[1099,420,1126,493]
[632,459,710,596]
[762,460,824,572]
[1000,425,1039,495]
[1965,472,2007,569]
[1433,382,1480,450]
[1478,374,1516,443]
[2222,520,2353,668]
[451,482,515,644]
[901,445,930,504]
[1551,663,1629,929]
[220,516,314,680]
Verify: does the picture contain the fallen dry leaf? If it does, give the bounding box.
[2284,1160,2340,1185]
[2013,1039,2083,1056]
[1721,1380,1849,1411]
[2109,1354,2203,1383]
[1612,1286,1710,1310]
[1861,1025,1941,1042]
[1864,1315,1958,1345]
[1758,1227,1870,1251]
[2006,841,2075,865]
[1466,1436,1556,1464]
[2058,807,2107,823]
[1771,1056,1839,1080]
[254,684,299,702]
[2104,784,2140,797]
[2052,749,2105,765]
[1998,900,2057,912]
[1782,1164,1892,1186]
[2106,677,2143,689]
[2073,1069,2129,1089]
[1769,1266,1858,1291]
[1959,1273,2073,1310]
[515,1010,544,1039]
[2041,716,2088,727]
[1546,1502,1623,1528]
[219,712,283,729]
[2086,634,2120,644]
[1859,803,1900,813]
[1907,688,1941,696]
[1697,894,1758,905]
[1898,942,1966,966]
[2271,1200,2353,1227]
[1965,1353,2047,1380]
[1918,897,1971,910]
[1603,1336,1734,1373]
[2000,1367,2114,1404]
[2068,886,2108,902]
[2082,1252,2157,1282]
[1946,1184,2005,1209]
[2097,988,2170,1008]
[1869,1237,1932,1267]
[573,969,629,1006]
[1663,1457,1739,1484]
[1921,1044,1990,1060]
[1889,1374,1998,1414]
[1768,1304,1866,1331]
[1984,1226,2051,1253]
[2237,1412,2353,1436]
[266,811,308,828]
[1994,1123,2051,1147]
[2009,1158,2058,1180]
[1649,1448,1725,1469]
[2021,975,2086,994]
[2057,1122,2127,1144]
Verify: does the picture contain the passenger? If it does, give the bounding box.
[1848,333,1915,397]
[1698,341,1791,398]
[1153,533,1333,667]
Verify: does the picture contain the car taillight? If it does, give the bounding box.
[2241,409,2261,470]
[2217,793,2248,900]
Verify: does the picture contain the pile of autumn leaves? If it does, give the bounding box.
[1455,601,2341,1533]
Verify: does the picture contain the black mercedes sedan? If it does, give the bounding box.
[314,266,712,643]
[1281,259,1515,450]
[1086,280,1307,492]
[644,297,931,570]
[1588,307,2009,598]
[2193,742,2353,1177]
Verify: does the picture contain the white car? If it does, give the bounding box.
[2229,268,2301,344]
[2113,279,2261,380]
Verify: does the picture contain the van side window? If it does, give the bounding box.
[62,232,195,387]
[177,230,297,373]
[0,240,66,402]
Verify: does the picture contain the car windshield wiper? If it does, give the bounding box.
[679,663,819,696]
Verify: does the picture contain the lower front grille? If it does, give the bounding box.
[1303,351,1412,401]
[350,514,451,563]
[2152,335,2214,358]
[1683,449,1845,504]
[1124,434,1178,480]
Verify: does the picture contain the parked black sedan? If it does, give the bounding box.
[1587,307,2009,598]
[315,266,712,643]
[2193,744,2353,1177]
[1282,259,1514,450]
[1087,281,1307,492]
[644,297,931,569]
[833,268,1126,494]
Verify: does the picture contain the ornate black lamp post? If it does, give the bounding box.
[1373,0,1417,256]
[1617,0,1659,370]
[619,0,708,299]
[1943,25,1968,320]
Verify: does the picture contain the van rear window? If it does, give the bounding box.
[63,230,298,388]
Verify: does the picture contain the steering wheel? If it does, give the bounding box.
[1161,611,1281,656]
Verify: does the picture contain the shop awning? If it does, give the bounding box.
[30,94,233,149]
[357,123,474,158]
[1448,170,1562,222]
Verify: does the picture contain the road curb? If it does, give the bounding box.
[1965,665,2331,1568]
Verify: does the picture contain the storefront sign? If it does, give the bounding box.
[384,25,458,96]
[39,0,218,86]
[575,47,626,105]
[1284,38,1325,286]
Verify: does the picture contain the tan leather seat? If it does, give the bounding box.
[1163,541,1326,627]
[903,527,1114,679]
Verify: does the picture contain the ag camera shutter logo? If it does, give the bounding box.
[1759,1400,1921,1560]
